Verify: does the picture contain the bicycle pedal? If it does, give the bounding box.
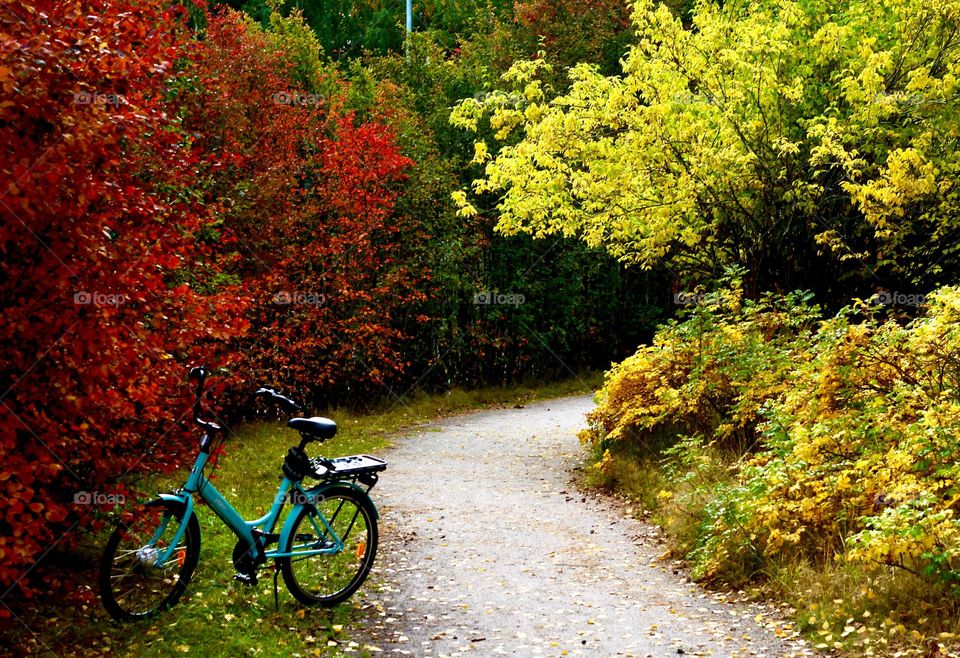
[234,571,258,586]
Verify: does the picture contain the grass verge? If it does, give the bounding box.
[582,443,960,657]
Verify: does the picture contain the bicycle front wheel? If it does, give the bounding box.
[279,484,378,606]
[99,498,201,621]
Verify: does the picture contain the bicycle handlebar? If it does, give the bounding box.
[255,387,303,412]
[186,367,303,433]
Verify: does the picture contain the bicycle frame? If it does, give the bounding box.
[149,431,376,569]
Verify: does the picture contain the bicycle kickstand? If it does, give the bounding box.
[273,565,280,611]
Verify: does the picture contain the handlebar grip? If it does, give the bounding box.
[189,366,207,399]
[276,394,301,411]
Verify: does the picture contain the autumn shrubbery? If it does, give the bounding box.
[0,0,420,604]
[178,9,427,408]
[0,0,249,604]
[583,284,960,650]
[583,280,819,456]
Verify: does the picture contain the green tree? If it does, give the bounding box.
[362,36,665,389]
[225,0,404,56]
[513,0,635,76]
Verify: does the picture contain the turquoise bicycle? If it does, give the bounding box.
[99,367,386,621]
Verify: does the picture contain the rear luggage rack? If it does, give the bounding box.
[309,454,387,489]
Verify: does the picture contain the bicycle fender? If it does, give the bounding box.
[153,492,198,565]
[157,491,195,521]
[307,481,379,518]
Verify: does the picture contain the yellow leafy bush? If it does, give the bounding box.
[581,281,820,454]
[742,287,960,583]
[587,285,960,590]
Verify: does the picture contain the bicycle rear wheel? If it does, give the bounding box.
[279,484,378,606]
[99,499,201,621]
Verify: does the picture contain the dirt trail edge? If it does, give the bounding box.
[353,395,818,658]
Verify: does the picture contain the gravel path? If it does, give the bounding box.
[354,395,819,657]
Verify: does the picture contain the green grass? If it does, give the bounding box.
[584,441,960,657]
[13,376,599,657]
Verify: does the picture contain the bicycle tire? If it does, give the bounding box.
[99,498,201,621]
[279,484,378,606]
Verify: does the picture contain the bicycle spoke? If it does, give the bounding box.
[99,501,199,620]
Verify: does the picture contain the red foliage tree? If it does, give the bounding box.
[0,0,248,603]
[179,11,423,408]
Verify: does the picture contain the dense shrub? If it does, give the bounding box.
[0,0,248,601]
[581,280,820,456]
[741,289,960,584]
[0,2,420,602]
[584,285,960,594]
[179,9,425,408]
